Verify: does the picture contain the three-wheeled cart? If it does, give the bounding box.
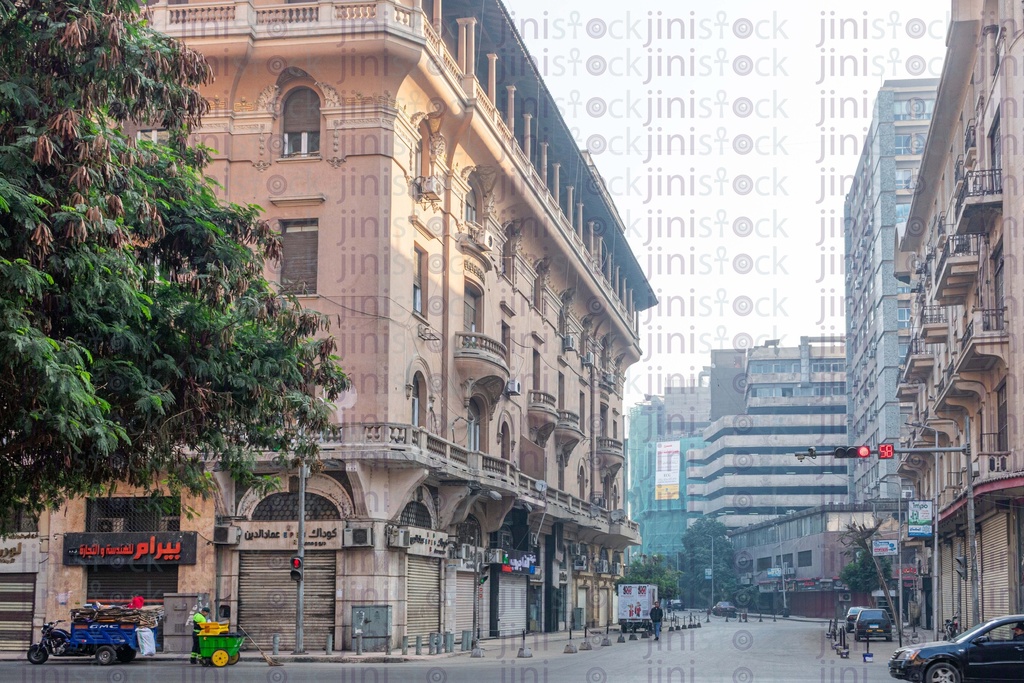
[68,621,155,665]
[197,632,245,667]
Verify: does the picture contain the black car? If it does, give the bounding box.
[889,615,1024,682]
[845,606,866,632]
[711,601,738,617]
[854,608,893,642]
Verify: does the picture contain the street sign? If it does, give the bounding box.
[705,568,712,580]
[872,540,898,557]
[767,567,782,578]
[908,500,934,538]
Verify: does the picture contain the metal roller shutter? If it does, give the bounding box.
[940,539,952,631]
[455,571,475,642]
[478,575,490,640]
[407,556,440,640]
[981,514,1009,621]
[0,575,34,651]
[86,565,179,605]
[238,551,336,652]
[496,575,527,637]
[956,536,970,628]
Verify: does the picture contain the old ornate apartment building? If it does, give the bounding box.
[29,0,656,654]
[897,0,1024,632]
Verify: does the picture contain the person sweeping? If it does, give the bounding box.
[190,607,210,664]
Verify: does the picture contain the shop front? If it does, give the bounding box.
[0,534,41,651]
[489,548,535,637]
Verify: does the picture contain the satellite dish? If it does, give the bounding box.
[535,480,548,493]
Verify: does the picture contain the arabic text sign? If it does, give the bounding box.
[236,522,343,550]
[64,532,197,566]
[872,540,898,557]
[655,441,680,501]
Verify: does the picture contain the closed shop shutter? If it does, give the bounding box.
[238,551,335,652]
[407,556,440,640]
[86,565,179,605]
[455,571,475,642]
[576,587,587,628]
[0,574,34,650]
[955,536,970,628]
[599,588,610,627]
[478,575,490,640]
[981,513,1009,621]
[940,539,952,631]
[496,575,527,637]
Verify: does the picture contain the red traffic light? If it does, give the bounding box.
[856,445,871,458]
[833,446,872,459]
[291,556,302,569]
[879,443,895,459]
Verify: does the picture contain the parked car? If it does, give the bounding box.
[845,606,866,632]
[854,608,893,642]
[889,615,1024,682]
[711,601,738,617]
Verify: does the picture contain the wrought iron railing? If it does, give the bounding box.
[955,169,1002,217]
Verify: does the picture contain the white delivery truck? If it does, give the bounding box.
[617,583,659,633]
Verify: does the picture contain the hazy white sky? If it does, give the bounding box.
[509,0,949,409]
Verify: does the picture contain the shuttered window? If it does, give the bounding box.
[282,88,321,157]
[281,220,318,295]
[0,575,34,651]
[407,556,441,639]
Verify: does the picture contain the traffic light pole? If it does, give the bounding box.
[295,462,307,654]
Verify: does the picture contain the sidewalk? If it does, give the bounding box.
[0,649,474,664]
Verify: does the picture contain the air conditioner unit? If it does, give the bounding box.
[562,335,577,352]
[418,175,444,200]
[485,548,504,564]
[784,567,795,576]
[461,544,475,560]
[611,562,622,575]
[573,556,589,571]
[530,533,539,548]
[388,528,411,548]
[590,495,606,509]
[595,560,610,574]
[840,592,852,602]
[581,352,594,367]
[567,543,579,556]
[505,379,522,396]
[343,527,375,548]
[213,525,241,545]
[609,509,626,523]
[601,372,616,385]
[558,570,569,584]
[901,489,914,499]
[96,518,125,533]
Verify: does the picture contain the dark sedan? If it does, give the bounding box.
[711,601,738,617]
[889,615,1024,683]
[846,606,866,632]
[854,608,893,642]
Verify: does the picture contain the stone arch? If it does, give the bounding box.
[394,485,438,528]
[237,473,355,521]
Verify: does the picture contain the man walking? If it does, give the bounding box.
[190,607,210,664]
[649,601,664,641]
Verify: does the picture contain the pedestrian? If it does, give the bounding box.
[126,595,144,609]
[190,607,210,665]
[649,601,664,641]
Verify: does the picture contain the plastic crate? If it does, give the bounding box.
[199,622,229,635]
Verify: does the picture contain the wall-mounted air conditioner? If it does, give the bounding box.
[506,379,522,396]
[573,556,589,571]
[562,335,577,352]
[595,560,610,574]
[558,570,569,584]
[460,544,475,560]
[417,175,444,200]
[485,548,504,564]
[611,562,622,575]
[601,372,616,385]
[581,352,594,367]
[213,525,240,545]
[343,527,375,548]
[387,528,411,548]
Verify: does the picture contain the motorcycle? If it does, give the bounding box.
[27,620,70,664]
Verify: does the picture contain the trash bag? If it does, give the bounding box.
[137,627,156,656]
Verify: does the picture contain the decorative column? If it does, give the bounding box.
[456,18,469,73]
[433,0,442,32]
[540,142,548,186]
[465,17,477,77]
[522,113,533,162]
[576,202,584,237]
[506,85,516,135]
[552,163,561,205]
[487,54,498,103]
[565,185,574,228]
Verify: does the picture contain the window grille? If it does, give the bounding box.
[251,492,341,521]
[86,497,181,533]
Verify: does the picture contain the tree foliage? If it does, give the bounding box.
[0,0,349,522]
[838,521,894,595]
[680,517,740,607]
[617,554,680,601]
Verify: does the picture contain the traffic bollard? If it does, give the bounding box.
[415,634,422,655]
[356,633,363,655]
[447,632,454,653]
[326,634,333,656]
[402,636,409,655]
[517,629,532,658]
[272,633,280,656]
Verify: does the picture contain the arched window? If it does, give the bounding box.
[577,465,586,500]
[411,372,426,427]
[502,226,516,281]
[282,87,321,157]
[499,422,511,461]
[467,399,483,452]
[400,501,433,528]
[456,515,482,547]
[464,284,482,332]
[252,492,340,521]
[611,484,619,511]
[464,187,478,224]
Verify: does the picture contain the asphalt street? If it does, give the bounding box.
[3,616,917,683]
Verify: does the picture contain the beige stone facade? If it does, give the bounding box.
[897,0,1024,632]
[32,0,655,651]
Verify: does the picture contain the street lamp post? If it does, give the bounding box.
[908,422,945,642]
[877,473,907,648]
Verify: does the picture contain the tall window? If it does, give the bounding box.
[499,423,511,461]
[282,88,321,157]
[413,247,426,315]
[502,227,516,281]
[897,307,911,329]
[994,249,1005,310]
[997,383,1008,451]
[558,372,565,409]
[599,404,608,437]
[532,350,542,391]
[464,286,482,332]
[501,322,511,365]
[989,113,1002,170]
[411,373,425,427]
[579,391,586,434]
[895,168,915,190]
[577,465,586,500]
[465,187,478,224]
[280,219,318,294]
[467,399,483,452]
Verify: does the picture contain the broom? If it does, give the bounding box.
[237,626,283,666]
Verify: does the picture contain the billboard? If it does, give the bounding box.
[655,441,680,500]
[872,540,898,557]
[908,500,934,538]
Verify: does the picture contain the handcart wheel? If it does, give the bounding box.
[210,649,230,667]
[95,645,117,666]
[227,653,239,665]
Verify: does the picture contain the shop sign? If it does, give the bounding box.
[0,534,40,573]
[236,522,342,550]
[499,549,537,575]
[64,532,197,566]
[405,527,449,558]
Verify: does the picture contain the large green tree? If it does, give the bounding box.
[681,517,739,607]
[0,0,349,523]
[617,554,680,601]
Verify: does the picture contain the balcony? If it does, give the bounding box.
[976,433,1020,485]
[553,410,584,454]
[954,308,1009,376]
[963,120,977,164]
[453,332,510,402]
[954,169,1002,235]
[933,234,981,305]
[920,305,948,344]
[526,390,558,447]
[896,380,921,402]
[903,338,935,381]
[596,437,625,476]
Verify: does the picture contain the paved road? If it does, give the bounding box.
[3,617,913,683]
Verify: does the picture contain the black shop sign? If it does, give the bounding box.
[64,532,198,566]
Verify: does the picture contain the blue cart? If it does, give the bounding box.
[28,619,157,665]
